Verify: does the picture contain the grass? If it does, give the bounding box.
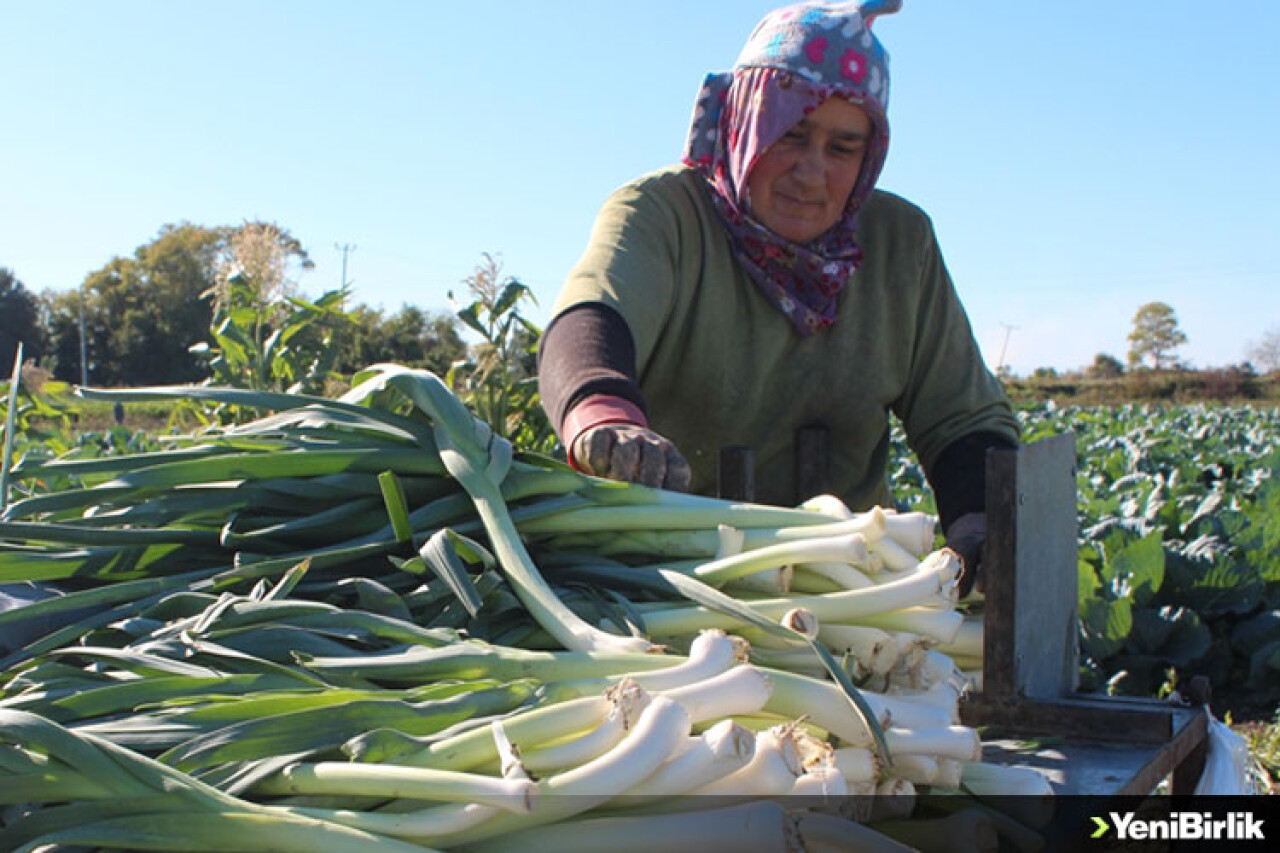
[1005,369,1280,407]
[1238,711,1280,794]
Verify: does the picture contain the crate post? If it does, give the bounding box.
[794,425,830,503]
[717,446,755,502]
[965,434,1209,794]
[981,433,1079,700]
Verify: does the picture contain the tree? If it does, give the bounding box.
[43,221,314,387]
[1246,326,1280,374]
[0,267,45,375]
[381,305,466,376]
[44,224,227,386]
[1087,353,1125,379]
[333,304,465,377]
[40,288,86,383]
[1127,301,1187,371]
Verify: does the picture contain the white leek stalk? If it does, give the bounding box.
[818,624,899,675]
[962,758,1054,799]
[401,694,613,771]
[759,670,885,748]
[884,725,982,763]
[780,606,819,640]
[791,730,847,798]
[915,649,966,690]
[715,523,745,557]
[790,761,846,798]
[692,533,874,587]
[798,559,876,589]
[796,500,936,557]
[253,762,535,813]
[549,629,746,694]
[690,724,801,796]
[885,681,963,722]
[935,615,984,659]
[708,521,800,596]
[832,746,880,784]
[521,680,649,773]
[885,753,939,785]
[868,534,921,571]
[882,510,938,555]
[277,731,534,840]
[737,645,828,679]
[959,762,1055,829]
[626,629,744,692]
[855,605,965,645]
[399,636,742,772]
[657,664,772,723]
[933,758,964,789]
[624,719,756,797]
[796,493,856,519]
[442,696,692,846]
[763,668,951,746]
[722,566,794,595]
[635,549,960,639]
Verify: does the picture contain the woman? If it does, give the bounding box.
[537,0,1018,591]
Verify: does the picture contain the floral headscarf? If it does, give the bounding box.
[683,1,901,335]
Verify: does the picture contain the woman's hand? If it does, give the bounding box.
[572,424,692,492]
[945,512,987,597]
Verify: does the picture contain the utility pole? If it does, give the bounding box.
[335,244,356,312]
[996,322,1018,377]
[78,283,89,387]
[335,243,356,289]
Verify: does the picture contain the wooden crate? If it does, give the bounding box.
[958,434,1209,795]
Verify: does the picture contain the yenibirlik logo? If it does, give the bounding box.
[1091,811,1265,842]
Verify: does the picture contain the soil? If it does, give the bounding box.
[1209,686,1280,726]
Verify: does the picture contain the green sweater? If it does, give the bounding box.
[553,166,1019,510]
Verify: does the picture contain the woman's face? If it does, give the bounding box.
[746,97,872,244]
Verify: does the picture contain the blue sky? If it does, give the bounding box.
[3,1,1277,376]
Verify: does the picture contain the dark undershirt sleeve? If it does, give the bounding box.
[537,303,648,436]
[926,430,1020,532]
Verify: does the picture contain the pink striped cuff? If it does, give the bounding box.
[562,395,648,469]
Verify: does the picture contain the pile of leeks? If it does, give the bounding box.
[0,365,1051,852]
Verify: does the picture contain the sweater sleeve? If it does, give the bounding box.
[537,302,648,437]
[927,430,1019,531]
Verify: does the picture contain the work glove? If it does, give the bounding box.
[571,424,692,492]
[945,511,987,598]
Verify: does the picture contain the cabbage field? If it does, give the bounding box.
[893,401,1280,701]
